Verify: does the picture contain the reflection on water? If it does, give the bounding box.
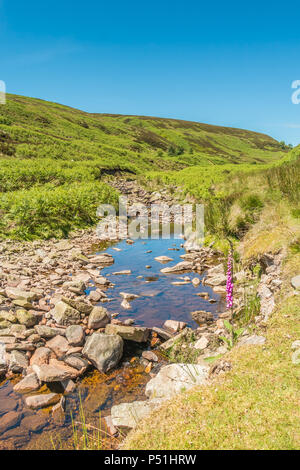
[0,233,224,450]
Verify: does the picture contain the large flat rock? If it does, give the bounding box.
[145,363,209,400]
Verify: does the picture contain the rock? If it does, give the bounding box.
[120,292,139,301]
[21,413,48,432]
[291,340,300,351]
[194,336,209,350]
[60,379,76,393]
[205,274,227,286]
[163,320,186,334]
[104,415,118,436]
[0,310,17,323]
[88,306,110,329]
[16,309,37,327]
[111,399,163,429]
[0,411,22,433]
[190,310,214,326]
[291,275,300,289]
[13,373,40,393]
[112,270,131,275]
[5,287,38,302]
[51,301,81,326]
[152,327,172,340]
[25,393,61,409]
[30,347,51,366]
[154,256,173,263]
[65,325,85,346]
[82,332,123,373]
[9,350,28,373]
[62,297,93,315]
[33,361,78,382]
[105,324,150,343]
[145,363,209,400]
[63,354,89,371]
[52,397,65,424]
[142,351,158,362]
[34,325,66,338]
[46,335,70,357]
[160,261,193,274]
[238,335,266,346]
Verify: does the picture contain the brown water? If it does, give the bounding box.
[0,235,224,450]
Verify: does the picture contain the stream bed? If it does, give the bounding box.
[0,234,225,450]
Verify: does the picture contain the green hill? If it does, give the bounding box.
[0,94,288,239]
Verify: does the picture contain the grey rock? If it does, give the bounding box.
[82,332,123,373]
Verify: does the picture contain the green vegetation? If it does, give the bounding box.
[0,93,287,239]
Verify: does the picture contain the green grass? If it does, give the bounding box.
[123,254,300,450]
[0,93,288,239]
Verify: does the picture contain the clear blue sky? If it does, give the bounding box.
[1,0,300,145]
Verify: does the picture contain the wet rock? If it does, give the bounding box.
[111,399,163,429]
[65,325,85,346]
[160,261,193,274]
[0,411,22,434]
[190,310,214,326]
[82,332,123,373]
[163,320,186,334]
[46,335,70,357]
[104,415,118,436]
[25,393,61,409]
[51,301,81,326]
[13,372,40,393]
[105,324,150,343]
[52,397,65,424]
[291,275,300,290]
[145,363,209,400]
[154,256,173,263]
[15,309,37,327]
[30,347,51,366]
[21,413,48,432]
[9,350,28,373]
[88,306,110,329]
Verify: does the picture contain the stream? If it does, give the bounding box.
[0,234,225,450]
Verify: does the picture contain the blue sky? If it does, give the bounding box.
[0,0,300,145]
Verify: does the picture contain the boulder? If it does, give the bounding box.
[25,393,60,409]
[16,309,37,327]
[9,350,28,373]
[32,361,78,382]
[13,373,40,393]
[145,363,209,399]
[88,306,110,329]
[46,335,70,357]
[82,332,123,373]
[105,324,150,343]
[65,325,85,346]
[51,301,81,326]
[111,399,163,429]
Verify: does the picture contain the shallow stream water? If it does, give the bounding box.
[0,234,225,450]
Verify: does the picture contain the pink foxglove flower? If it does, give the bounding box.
[226,251,233,310]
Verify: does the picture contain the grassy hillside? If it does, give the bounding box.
[0,94,288,239]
